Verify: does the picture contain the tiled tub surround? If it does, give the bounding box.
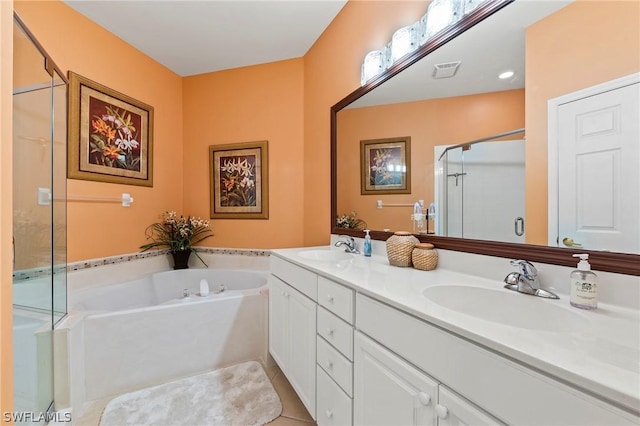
[270,237,640,423]
[55,249,270,420]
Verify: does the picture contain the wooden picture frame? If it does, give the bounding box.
[67,71,154,187]
[360,136,411,194]
[209,141,269,219]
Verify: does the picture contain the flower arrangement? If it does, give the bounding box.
[336,211,367,230]
[140,211,213,266]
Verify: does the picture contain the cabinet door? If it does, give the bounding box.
[436,386,503,426]
[268,275,288,369]
[354,332,437,426]
[288,287,317,419]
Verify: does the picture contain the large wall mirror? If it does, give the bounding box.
[331,0,640,275]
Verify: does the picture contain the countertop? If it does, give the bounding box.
[271,246,640,415]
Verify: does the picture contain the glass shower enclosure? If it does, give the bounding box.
[435,134,526,244]
[12,13,67,421]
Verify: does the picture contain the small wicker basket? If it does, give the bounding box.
[412,243,438,271]
[386,231,419,267]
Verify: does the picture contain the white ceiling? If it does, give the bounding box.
[62,0,347,77]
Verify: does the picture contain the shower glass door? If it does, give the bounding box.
[12,14,67,421]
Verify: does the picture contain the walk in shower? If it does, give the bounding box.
[12,13,67,421]
[435,129,526,244]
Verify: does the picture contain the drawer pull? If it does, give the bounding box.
[327,294,334,303]
[326,361,334,370]
[326,328,335,336]
[418,392,431,406]
[435,404,449,419]
[325,409,334,419]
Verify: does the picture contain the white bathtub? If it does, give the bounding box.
[63,268,269,403]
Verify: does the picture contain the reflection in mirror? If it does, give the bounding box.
[335,0,640,256]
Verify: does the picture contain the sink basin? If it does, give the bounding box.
[298,250,354,262]
[423,285,584,332]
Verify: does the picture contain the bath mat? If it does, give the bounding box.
[99,361,282,426]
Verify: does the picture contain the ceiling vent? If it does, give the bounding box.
[432,61,461,79]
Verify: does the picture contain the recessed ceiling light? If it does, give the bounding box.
[499,70,515,79]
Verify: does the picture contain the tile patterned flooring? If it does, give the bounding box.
[73,362,315,425]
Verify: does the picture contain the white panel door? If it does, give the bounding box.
[287,286,317,419]
[557,82,639,252]
[354,332,438,426]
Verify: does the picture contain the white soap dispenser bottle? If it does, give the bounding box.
[570,254,597,310]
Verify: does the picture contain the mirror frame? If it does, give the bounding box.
[330,0,640,276]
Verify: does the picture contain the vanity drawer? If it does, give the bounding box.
[317,366,353,426]
[270,255,317,301]
[317,335,353,396]
[318,307,354,360]
[318,276,354,324]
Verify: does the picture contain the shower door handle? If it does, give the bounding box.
[514,217,524,236]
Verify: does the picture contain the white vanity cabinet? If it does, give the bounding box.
[354,331,502,426]
[269,257,318,419]
[356,293,637,426]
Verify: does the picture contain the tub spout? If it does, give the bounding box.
[182,288,191,298]
[214,284,225,294]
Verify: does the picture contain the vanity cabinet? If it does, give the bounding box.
[268,269,317,418]
[354,331,502,426]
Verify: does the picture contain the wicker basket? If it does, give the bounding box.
[386,231,419,267]
[412,243,438,271]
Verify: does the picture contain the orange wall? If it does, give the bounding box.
[182,59,305,248]
[14,0,184,262]
[1,0,14,417]
[337,90,525,232]
[525,0,640,245]
[303,0,430,245]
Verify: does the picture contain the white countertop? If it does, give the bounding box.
[271,246,640,415]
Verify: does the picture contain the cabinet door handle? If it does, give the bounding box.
[326,328,335,336]
[435,404,449,419]
[327,294,334,303]
[418,392,431,406]
[327,361,334,370]
[325,409,333,418]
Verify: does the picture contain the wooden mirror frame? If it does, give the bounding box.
[330,0,640,276]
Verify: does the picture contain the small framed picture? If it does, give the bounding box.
[209,141,269,219]
[67,71,154,187]
[360,136,411,194]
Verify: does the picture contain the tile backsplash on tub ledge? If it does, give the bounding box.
[47,247,271,293]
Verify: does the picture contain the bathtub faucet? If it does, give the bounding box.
[214,284,225,294]
[182,288,191,298]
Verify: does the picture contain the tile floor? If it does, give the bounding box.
[73,361,315,425]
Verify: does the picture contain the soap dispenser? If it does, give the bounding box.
[570,254,597,310]
[363,229,372,257]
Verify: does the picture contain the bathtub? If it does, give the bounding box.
[64,268,269,402]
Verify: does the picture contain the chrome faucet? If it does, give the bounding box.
[504,260,559,299]
[334,237,360,254]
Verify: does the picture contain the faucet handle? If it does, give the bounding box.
[510,259,537,278]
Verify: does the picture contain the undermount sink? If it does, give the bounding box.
[423,285,584,332]
[297,249,354,262]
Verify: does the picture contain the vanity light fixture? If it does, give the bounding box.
[420,0,463,45]
[499,70,515,79]
[390,23,419,65]
[361,49,387,86]
[361,0,485,86]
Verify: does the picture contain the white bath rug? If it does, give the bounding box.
[99,361,282,426]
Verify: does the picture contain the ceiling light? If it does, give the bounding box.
[499,70,515,79]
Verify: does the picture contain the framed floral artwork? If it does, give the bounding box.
[67,71,154,186]
[360,136,411,194]
[209,141,269,219]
